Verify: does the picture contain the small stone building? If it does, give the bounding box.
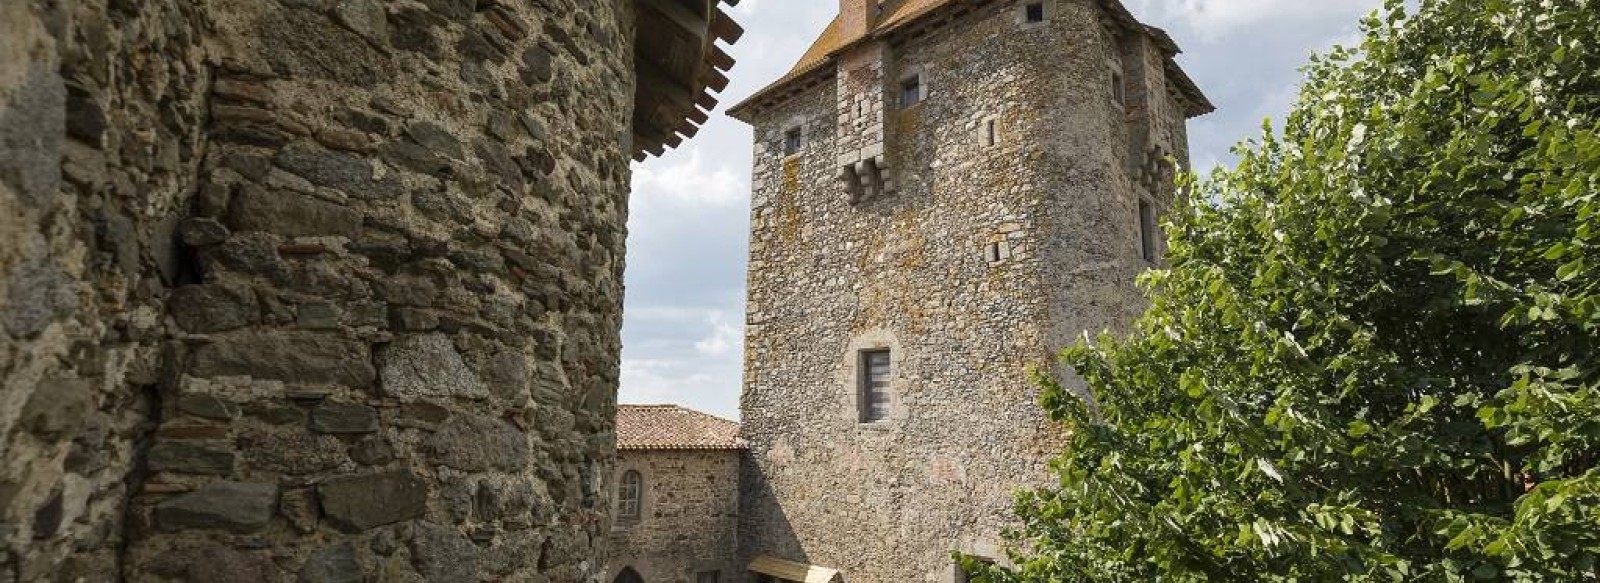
[609,405,745,583]
[0,0,742,581]
[724,0,1212,581]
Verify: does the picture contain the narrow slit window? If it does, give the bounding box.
[784,127,803,156]
[901,76,923,108]
[1112,71,1126,107]
[1024,2,1045,23]
[860,350,892,422]
[1138,199,1157,262]
[984,119,998,147]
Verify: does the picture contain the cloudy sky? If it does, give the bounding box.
[620,0,1387,419]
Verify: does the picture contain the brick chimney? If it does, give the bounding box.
[839,0,878,39]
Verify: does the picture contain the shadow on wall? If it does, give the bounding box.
[736,451,808,576]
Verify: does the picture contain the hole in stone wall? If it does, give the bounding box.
[1024,3,1045,23]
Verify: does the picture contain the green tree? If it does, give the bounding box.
[971,0,1600,580]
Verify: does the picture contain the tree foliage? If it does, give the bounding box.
[975,0,1600,580]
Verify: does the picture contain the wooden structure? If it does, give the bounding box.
[632,0,745,160]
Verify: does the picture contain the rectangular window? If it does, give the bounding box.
[1112,71,1126,107]
[784,128,802,156]
[901,76,922,108]
[1138,199,1157,262]
[861,350,891,422]
[984,119,998,147]
[696,571,720,583]
[1024,2,1045,23]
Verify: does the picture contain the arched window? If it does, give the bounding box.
[618,470,643,521]
[615,567,644,583]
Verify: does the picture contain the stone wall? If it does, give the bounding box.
[608,450,740,583]
[0,0,638,580]
[737,1,1198,581]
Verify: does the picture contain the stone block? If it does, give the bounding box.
[409,522,480,583]
[190,332,375,388]
[240,431,347,475]
[4,253,78,338]
[19,377,93,441]
[378,334,488,401]
[300,541,365,583]
[169,283,259,334]
[154,481,277,533]
[147,441,236,475]
[423,414,528,472]
[317,470,428,532]
[228,184,363,238]
[273,141,400,200]
[309,401,379,434]
[178,217,231,247]
[348,435,396,466]
[177,393,240,421]
[0,65,65,205]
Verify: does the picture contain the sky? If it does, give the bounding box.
[619,0,1388,420]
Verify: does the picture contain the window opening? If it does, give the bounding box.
[1138,199,1157,262]
[618,470,643,521]
[783,128,802,156]
[860,350,892,422]
[1024,2,1045,23]
[901,76,923,107]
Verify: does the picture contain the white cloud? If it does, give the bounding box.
[694,314,743,357]
[631,147,746,208]
[1131,0,1380,39]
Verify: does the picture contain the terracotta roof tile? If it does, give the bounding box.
[617,405,744,451]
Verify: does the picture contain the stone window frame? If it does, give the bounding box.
[977,114,1002,148]
[1019,1,1048,28]
[845,330,902,428]
[779,115,810,160]
[616,468,645,524]
[898,68,927,109]
[983,238,1013,265]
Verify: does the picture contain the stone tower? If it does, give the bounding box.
[728,0,1211,581]
[0,0,739,581]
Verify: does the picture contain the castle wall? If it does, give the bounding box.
[0,0,637,580]
[737,1,1151,580]
[608,450,741,583]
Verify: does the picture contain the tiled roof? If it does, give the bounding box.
[616,405,744,451]
[728,0,1214,119]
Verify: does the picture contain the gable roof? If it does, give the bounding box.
[727,0,1214,120]
[617,405,744,451]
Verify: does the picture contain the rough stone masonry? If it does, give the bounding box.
[727,0,1210,581]
[0,0,738,581]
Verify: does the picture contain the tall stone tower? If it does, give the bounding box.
[728,0,1211,581]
